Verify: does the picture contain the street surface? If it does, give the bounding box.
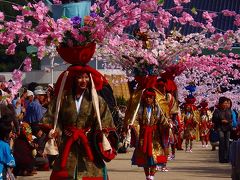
[17,142,231,180]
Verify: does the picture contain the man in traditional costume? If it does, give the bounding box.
[44,65,118,180]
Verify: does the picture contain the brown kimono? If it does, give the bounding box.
[44,89,114,180]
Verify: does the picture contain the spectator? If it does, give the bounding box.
[212,97,232,163]
[32,127,50,171]
[25,90,34,108]
[13,122,36,176]
[24,88,47,126]
[0,115,16,180]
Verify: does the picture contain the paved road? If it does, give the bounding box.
[17,142,231,180]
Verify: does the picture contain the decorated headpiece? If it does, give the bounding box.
[54,65,108,96]
[184,94,196,104]
[142,88,156,99]
[134,75,157,90]
[156,78,166,87]
[200,100,209,113]
[200,100,208,108]
[184,82,196,105]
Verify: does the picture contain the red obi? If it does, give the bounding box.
[51,127,94,180]
[61,127,94,169]
[141,125,157,156]
[185,119,195,129]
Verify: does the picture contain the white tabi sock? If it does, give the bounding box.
[149,176,154,180]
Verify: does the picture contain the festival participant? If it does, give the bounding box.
[176,108,184,150]
[182,95,198,152]
[199,107,211,148]
[44,66,118,180]
[156,78,178,169]
[131,88,169,180]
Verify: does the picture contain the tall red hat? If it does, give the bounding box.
[134,75,157,90]
[200,100,208,108]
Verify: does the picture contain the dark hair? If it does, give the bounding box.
[72,72,91,96]
[218,96,228,105]
[145,88,155,93]
[0,115,13,140]
[227,98,232,108]
[156,78,167,84]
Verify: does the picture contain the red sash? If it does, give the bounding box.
[61,127,94,169]
[142,125,157,156]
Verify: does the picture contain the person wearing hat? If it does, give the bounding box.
[24,90,35,111]
[131,88,169,180]
[182,96,198,153]
[155,78,179,170]
[24,88,47,127]
[199,100,211,148]
[43,67,117,180]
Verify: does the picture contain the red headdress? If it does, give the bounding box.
[200,100,208,108]
[184,95,197,110]
[54,65,108,96]
[142,88,156,99]
[160,68,178,93]
[200,100,209,114]
[134,75,157,90]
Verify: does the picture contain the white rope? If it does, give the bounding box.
[53,71,69,131]
[90,74,112,151]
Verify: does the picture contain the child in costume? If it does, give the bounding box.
[127,88,169,180]
[182,96,198,152]
[199,100,211,148]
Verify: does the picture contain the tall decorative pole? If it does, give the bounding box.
[50,56,54,85]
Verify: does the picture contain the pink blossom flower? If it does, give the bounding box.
[222,10,237,17]
[53,0,62,4]
[5,43,17,55]
[234,15,240,26]
[169,6,183,13]
[0,12,4,21]
[174,0,190,6]
[23,57,32,72]
[12,69,23,82]
[178,12,194,24]
[202,12,217,23]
